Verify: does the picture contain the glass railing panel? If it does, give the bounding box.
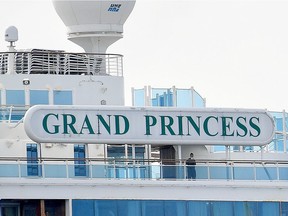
[150,164,161,179]
[67,164,89,178]
[0,164,19,177]
[271,112,284,131]
[233,166,255,180]
[133,88,145,106]
[176,89,192,108]
[126,165,149,179]
[139,166,151,179]
[279,166,288,180]
[193,90,205,108]
[10,113,25,121]
[285,112,288,132]
[151,88,173,107]
[105,165,130,179]
[0,107,28,122]
[128,166,137,178]
[91,164,108,178]
[115,166,128,179]
[162,165,177,179]
[20,163,42,177]
[43,164,67,178]
[209,165,232,180]
[256,166,277,180]
[177,165,185,179]
[106,165,116,178]
[194,166,208,180]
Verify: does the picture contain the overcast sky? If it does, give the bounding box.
[0,0,288,111]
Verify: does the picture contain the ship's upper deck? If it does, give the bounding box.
[0,49,123,76]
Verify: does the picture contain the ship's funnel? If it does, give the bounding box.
[52,0,136,53]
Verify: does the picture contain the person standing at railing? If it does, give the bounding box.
[186,153,196,180]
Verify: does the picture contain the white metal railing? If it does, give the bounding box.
[0,50,123,76]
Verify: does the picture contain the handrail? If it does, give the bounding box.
[0,157,287,165]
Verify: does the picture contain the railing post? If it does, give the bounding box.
[160,161,163,179]
[253,162,257,181]
[7,50,15,75]
[283,110,287,153]
[89,160,93,179]
[8,106,13,123]
[47,53,50,74]
[183,163,187,180]
[56,53,60,74]
[28,53,32,74]
[207,162,210,180]
[66,160,69,178]
[18,159,21,178]
[87,54,90,75]
[107,55,110,75]
[41,160,45,178]
[230,162,234,181]
[113,160,116,179]
[276,162,280,181]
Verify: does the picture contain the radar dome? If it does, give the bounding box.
[5,26,18,43]
[52,0,136,53]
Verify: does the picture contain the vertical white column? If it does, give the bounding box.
[65,199,72,216]
[177,145,182,163]
[132,144,136,159]
[7,46,15,75]
[172,86,177,107]
[131,87,135,106]
[203,98,207,107]
[25,86,30,108]
[104,144,107,164]
[125,144,128,159]
[283,110,287,153]
[48,88,53,105]
[190,86,195,107]
[125,144,128,178]
[147,86,151,106]
[225,146,230,160]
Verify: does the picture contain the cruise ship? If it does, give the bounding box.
[0,1,287,216]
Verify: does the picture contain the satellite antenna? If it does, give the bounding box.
[5,26,18,74]
[5,26,18,49]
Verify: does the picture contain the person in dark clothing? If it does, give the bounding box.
[186,152,196,180]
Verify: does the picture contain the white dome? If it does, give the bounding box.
[52,0,136,53]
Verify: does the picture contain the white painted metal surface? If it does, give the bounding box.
[24,106,275,145]
[52,0,136,53]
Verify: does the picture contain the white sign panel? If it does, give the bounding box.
[24,105,275,145]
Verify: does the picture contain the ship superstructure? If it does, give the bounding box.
[0,1,287,216]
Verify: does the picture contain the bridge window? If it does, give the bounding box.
[53,90,72,105]
[6,90,25,106]
[72,200,286,216]
[30,90,49,105]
